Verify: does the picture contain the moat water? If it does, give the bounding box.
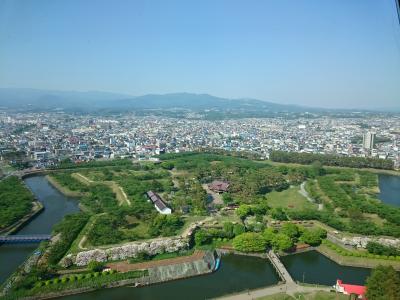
[378,174,400,206]
[0,176,79,283]
[281,250,371,286]
[2,174,398,297]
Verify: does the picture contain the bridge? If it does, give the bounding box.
[267,250,294,284]
[0,234,51,244]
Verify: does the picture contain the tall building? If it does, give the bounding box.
[363,131,376,149]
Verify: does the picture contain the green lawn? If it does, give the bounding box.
[267,186,317,211]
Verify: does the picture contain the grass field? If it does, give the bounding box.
[267,186,317,211]
[318,242,400,270]
[257,291,348,300]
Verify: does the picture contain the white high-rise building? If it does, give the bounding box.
[363,131,375,149]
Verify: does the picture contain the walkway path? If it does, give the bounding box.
[299,181,323,210]
[267,250,294,284]
[215,283,332,300]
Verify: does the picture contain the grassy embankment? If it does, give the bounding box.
[317,240,400,270]
[0,176,43,234]
[46,174,85,198]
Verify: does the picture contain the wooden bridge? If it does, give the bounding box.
[0,234,51,244]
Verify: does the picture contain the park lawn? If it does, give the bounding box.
[257,291,348,300]
[212,211,242,224]
[126,221,151,239]
[267,186,317,211]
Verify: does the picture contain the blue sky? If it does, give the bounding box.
[0,0,399,109]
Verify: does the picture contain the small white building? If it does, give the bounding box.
[146,191,171,214]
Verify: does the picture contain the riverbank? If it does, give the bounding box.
[8,251,217,300]
[45,175,84,198]
[316,243,400,270]
[0,201,44,236]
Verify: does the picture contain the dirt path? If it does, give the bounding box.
[299,181,323,211]
[72,173,131,206]
[107,250,205,272]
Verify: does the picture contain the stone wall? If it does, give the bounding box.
[328,233,400,249]
[147,253,215,284]
[61,236,189,267]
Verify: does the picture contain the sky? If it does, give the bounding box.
[0,0,400,109]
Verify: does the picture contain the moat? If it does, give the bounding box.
[1,174,399,298]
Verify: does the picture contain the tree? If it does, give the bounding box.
[233,223,246,236]
[311,161,324,176]
[194,229,212,246]
[281,223,300,241]
[366,265,400,300]
[271,233,293,252]
[232,232,267,253]
[222,193,234,205]
[299,229,322,246]
[223,222,235,239]
[88,261,105,272]
[262,228,276,247]
[149,214,184,237]
[236,204,252,220]
[271,208,287,221]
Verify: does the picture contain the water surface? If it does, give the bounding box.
[62,254,279,300]
[0,175,79,283]
[281,250,371,286]
[378,174,400,206]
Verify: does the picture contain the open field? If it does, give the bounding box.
[267,186,317,211]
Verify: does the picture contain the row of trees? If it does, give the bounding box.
[366,265,400,300]
[270,150,394,170]
[232,223,327,253]
[47,213,89,265]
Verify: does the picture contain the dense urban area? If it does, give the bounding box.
[1,111,400,300]
[0,112,399,172]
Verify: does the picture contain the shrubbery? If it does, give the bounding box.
[0,176,34,229]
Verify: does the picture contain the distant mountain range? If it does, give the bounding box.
[0,88,310,112]
[0,88,394,115]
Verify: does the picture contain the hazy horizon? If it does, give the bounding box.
[1,0,400,109]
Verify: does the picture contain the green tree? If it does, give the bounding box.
[222,193,234,205]
[236,204,252,220]
[233,223,246,236]
[271,233,293,251]
[270,208,287,221]
[262,228,276,247]
[366,265,400,300]
[299,229,322,246]
[232,232,267,253]
[88,261,105,272]
[223,222,235,239]
[281,223,300,241]
[194,229,212,246]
